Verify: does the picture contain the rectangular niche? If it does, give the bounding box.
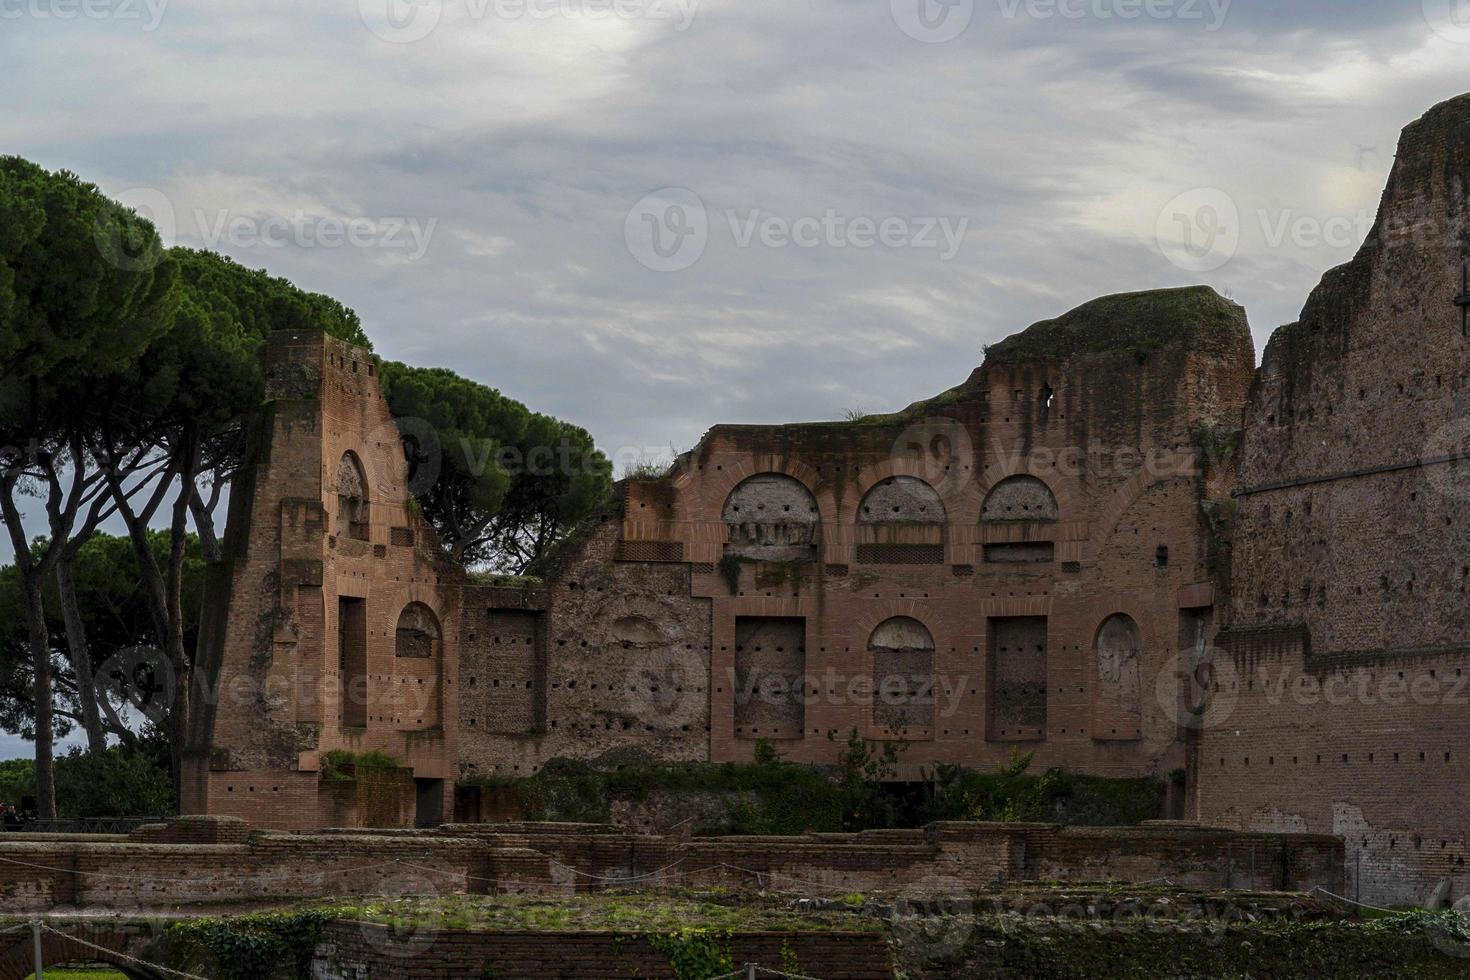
[471,609,545,735]
[988,616,1047,741]
[983,542,1056,564]
[338,597,368,728]
[733,617,806,740]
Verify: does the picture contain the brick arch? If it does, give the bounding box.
[685,457,828,525]
[335,449,372,540]
[1091,451,1197,552]
[845,456,983,520]
[0,927,165,980]
[975,465,1076,523]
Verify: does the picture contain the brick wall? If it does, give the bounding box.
[454,287,1254,785]
[0,818,1339,913]
[312,923,894,980]
[1197,93,1470,907]
[188,332,461,831]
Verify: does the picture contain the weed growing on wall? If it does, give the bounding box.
[168,909,330,980]
[472,738,1164,833]
[647,927,735,979]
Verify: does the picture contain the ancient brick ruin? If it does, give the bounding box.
[186,93,1470,907]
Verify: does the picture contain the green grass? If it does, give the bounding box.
[27,971,129,980]
[317,891,883,934]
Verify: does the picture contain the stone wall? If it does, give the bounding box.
[458,286,1255,783]
[0,817,1339,913]
[312,923,895,980]
[1196,93,1470,907]
[185,332,461,831]
[458,521,712,780]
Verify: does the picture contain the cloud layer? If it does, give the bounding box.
[5,0,1469,466]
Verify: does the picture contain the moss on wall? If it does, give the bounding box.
[982,286,1249,366]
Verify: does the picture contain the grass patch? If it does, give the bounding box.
[318,891,883,935]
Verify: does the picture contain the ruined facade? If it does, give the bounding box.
[183,333,462,831]
[1193,93,1470,906]
[455,284,1252,790]
[190,93,1470,906]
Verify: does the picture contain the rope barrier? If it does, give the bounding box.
[1308,885,1402,916]
[37,922,216,980]
[708,964,826,980]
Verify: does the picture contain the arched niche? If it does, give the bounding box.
[869,616,935,736]
[1092,613,1143,741]
[856,476,946,564]
[981,475,1059,522]
[337,451,370,540]
[722,474,819,561]
[858,476,946,524]
[394,602,442,730]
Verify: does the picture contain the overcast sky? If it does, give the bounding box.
[6,0,1470,466]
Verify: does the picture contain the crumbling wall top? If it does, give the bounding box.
[982,286,1251,368]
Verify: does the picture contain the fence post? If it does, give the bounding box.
[31,920,43,980]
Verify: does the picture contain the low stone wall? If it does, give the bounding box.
[440,820,1344,897]
[0,816,1343,912]
[312,922,894,980]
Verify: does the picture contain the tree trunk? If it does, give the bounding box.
[164,427,201,798]
[54,553,108,755]
[23,575,57,820]
[188,482,221,563]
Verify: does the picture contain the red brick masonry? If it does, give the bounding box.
[0,817,1341,913]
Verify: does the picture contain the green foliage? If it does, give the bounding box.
[55,741,174,816]
[0,741,174,816]
[168,909,330,980]
[377,360,612,572]
[313,890,882,934]
[833,727,905,830]
[110,248,369,436]
[0,758,32,808]
[926,906,1470,979]
[0,155,177,428]
[319,749,401,783]
[481,755,846,835]
[647,928,735,980]
[752,738,781,767]
[780,939,802,976]
[923,753,1164,826]
[622,458,669,480]
[0,531,203,743]
[482,747,1162,835]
